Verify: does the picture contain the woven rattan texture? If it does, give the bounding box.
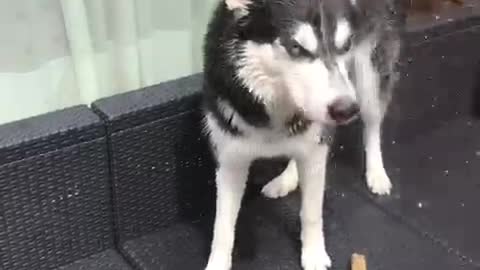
[93,74,203,133]
[0,106,104,166]
[0,137,114,270]
[107,107,216,243]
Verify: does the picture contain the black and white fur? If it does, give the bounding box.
[202,0,405,269]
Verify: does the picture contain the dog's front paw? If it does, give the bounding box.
[205,254,231,270]
[366,167,392,195]
[262,167,298,199]
[301,246,332,270]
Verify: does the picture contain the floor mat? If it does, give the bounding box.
[352,116,480,267]
[57,250,132,270]
[121,183,474,270]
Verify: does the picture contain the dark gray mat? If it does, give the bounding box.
[121,180,475,270]
[354,117,480,267]
[57,250,132,270]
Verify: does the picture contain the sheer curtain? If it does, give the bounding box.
[0,0,217,124]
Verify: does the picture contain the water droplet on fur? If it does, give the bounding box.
[441,55,445,59]
[151,166,156,170]
[391,140,396,145]
[417,202,424,208]
[431,104,436,108]
[339,145,345,151]
[424,35,429,40]
[444,170,449,176]
[407,57,413,63]
[461,203,465,207]
[465,160,470,164]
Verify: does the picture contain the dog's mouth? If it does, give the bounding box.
[335,113,360,125]
[322,113,360,127]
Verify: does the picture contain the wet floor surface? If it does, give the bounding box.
[355,116,480,267]
[118,116,480,270]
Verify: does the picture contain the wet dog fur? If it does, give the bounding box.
[202,0,406,269]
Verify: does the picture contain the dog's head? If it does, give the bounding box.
[225,0,375,125]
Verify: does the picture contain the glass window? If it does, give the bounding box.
[0,0,217,124]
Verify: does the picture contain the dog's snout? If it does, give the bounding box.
[328,97,360,124]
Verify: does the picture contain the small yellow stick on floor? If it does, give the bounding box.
[351,253,367,270]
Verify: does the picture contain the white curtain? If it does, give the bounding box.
[0,0,217,124]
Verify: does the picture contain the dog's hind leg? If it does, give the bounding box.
[206,155,250,270]
[262,159,299,199]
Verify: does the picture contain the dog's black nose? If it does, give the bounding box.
[328,98,360,124]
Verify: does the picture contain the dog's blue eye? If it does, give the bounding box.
[291,44,301,56]
[288,41,314,59]
[339,38,352,54]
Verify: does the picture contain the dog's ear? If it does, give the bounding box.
[225,0,252,19]
[225,0,251,11]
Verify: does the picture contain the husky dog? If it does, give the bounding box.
[202,0,405,269]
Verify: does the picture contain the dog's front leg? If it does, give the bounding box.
[354,46,395,196]
[362,111,392,195]
[297,145,331,270]
[206,156,249,270]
